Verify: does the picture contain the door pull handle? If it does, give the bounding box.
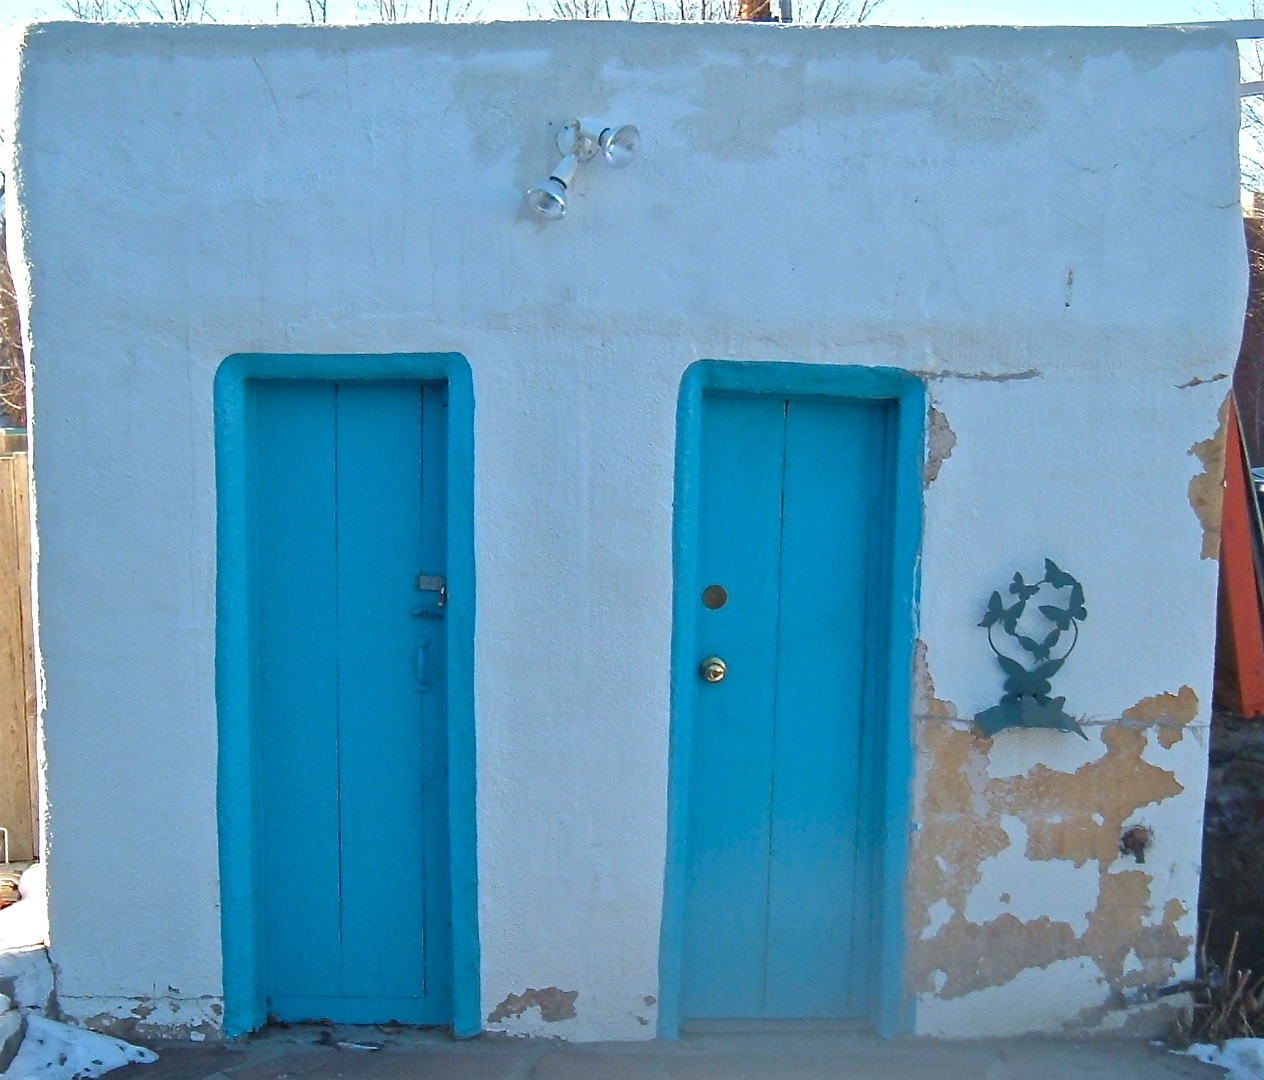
[416,638,430,690]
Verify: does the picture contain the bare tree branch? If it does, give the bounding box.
[96,0,214,22]
[796,0,881,24]
[63,0,129,18]
[549,0,610,17]
[1243,10,1264,191]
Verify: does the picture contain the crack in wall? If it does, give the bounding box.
[1177,373,1228,390]
[922,369,1042,382]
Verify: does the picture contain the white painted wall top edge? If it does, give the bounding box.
[10,17,1240,46]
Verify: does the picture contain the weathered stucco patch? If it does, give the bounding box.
[907,648,1006,947]
[1122,685,1198,749]
[1188,396,1229,560]
[912,638,957,719]
[924,406,957,488]
[487,987,578,1024]
[922,913,1079,998]
[989,725,1182,868]
[909,648,1195,1027]
[71,996,221,1042]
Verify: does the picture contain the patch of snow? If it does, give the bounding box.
[0,903,46,953]
[15,869,42,906]
[0,1016,156,1080]
[1184,1039,1264,1079]
[0,868,48,953]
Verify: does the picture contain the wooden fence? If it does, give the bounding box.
[0,452,36,863]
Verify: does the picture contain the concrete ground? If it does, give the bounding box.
[109,1025,1229,1080]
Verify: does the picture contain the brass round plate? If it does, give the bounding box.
[702,584,728,610]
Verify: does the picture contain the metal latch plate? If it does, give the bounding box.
[416,574,447,607]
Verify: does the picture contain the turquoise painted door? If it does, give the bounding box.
[251,379,452,1025]
[681,392,892,1022]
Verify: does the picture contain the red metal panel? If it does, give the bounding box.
[1220,397,1264,717]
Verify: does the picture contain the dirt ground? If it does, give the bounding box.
[108,1025,1229,1080]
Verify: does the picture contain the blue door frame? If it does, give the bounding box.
[215,353,480,1038]
[658,361,923,1038]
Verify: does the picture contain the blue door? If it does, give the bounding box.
[250,379,452,1025]
[680,392,892,1022]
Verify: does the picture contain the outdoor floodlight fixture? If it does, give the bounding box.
[524,119,641,221]
[524,153,579,222]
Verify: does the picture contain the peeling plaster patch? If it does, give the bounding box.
[964,816,1100,935]
[989,726,1182,868]
[82,1013,218,1043]
[918,912,1079,998]
[1092,997,1186,1036]
[922,899,955,940]
[906,691,1005,950]
[916,956,1111,1038]
[913,639,957,719]
[924,406,957,488]
[985,726,1105,780]
[60,996,222,1041]
[908,648,1193,1032]
[1148,898,1189,935]
[487,987,578,1024]
[1177,373,1228,389]
[1188,396,1229,560]
[1122,686,1199,749]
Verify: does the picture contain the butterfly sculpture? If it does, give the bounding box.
[975,559,1088,739]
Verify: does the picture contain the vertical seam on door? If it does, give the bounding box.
[333,382,346,989]
[848,404,888,1014]
[418,382,429,999]
[249,388,271,1013]
[760,397,791,1013]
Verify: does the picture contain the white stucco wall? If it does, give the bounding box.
[6,19,1246,1040]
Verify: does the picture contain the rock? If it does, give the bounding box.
[0,947,54,1012]
[0,997,28,1073]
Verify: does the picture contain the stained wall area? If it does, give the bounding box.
[5,21,1246,1040]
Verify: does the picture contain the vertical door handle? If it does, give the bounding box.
[416,637,430,690]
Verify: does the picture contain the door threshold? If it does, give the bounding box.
[681,1017,875,1035]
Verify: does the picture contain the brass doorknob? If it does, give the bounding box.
[699,656,727,683]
